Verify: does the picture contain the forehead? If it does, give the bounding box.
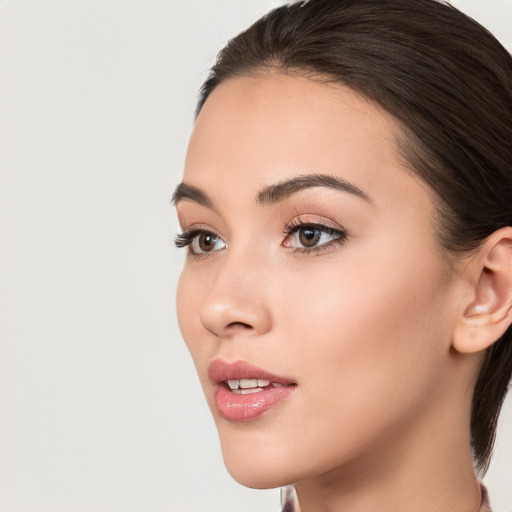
[183,73,431,213]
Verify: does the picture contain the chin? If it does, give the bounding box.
[224,457,294,489]
[218,431,300,489]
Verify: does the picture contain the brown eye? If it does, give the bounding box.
[198,233,216,251]
[190,231,226,254]
[299,227,322,247]
[284,222,347,253]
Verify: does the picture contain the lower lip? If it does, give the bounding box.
[214,385,296,422]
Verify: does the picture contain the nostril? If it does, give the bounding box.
[227,321,253,330]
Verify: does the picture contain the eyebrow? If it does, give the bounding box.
[256,173,371,205]
[171,173,371,209]
[171,183,213,209]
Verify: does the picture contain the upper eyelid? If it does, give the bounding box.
[284,215,348,234]
[176,218,348,247]
[283,225,348,255]
[174,226,221,247]
[178,219,346,237]
[284,225,343,241]
[174,228,227,255]
[180,223,224,237]
[284,222,347,240]
[287,220,342,230]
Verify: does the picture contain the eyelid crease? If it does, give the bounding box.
[174,226,224,249]
[282,217,349,254]
[174,217,349,257]
[174,228,227,259]
[283,214,348,236]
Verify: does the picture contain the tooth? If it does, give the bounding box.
[240,388,264,394]
[227,380,240,390]
[239,379,258,389]
[257,379,270,387]
[272,383,285,388]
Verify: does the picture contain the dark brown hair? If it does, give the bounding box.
[195,0,512,472]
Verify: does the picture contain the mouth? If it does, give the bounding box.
[208,359,297,422]
[224,378,287,394]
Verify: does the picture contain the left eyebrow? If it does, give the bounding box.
[171,183,214,209]
[256,173,372,205]
[171,173,371,210]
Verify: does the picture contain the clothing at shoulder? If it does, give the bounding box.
[280,484,493,512]
[280,486,299,512]
[480,484,492,512]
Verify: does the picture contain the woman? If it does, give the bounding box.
[172,0,512,510]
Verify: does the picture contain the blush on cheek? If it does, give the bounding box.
[269,242,454,447]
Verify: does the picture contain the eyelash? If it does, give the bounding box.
[174,219,348,256]
[283,217,348,254]
[174,228,219,250]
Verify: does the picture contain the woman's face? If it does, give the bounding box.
[175,74,465,488]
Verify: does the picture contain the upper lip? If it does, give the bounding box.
[208,358,296,386]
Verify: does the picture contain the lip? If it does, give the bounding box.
[208,358,296,422]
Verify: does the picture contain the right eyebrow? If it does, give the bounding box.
[171,173,371,210]
[256,173,371,205]
[171,183,213,209]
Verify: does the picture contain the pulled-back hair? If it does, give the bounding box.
[195,0,512,473]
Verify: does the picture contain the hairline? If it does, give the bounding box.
[195,64,463,266]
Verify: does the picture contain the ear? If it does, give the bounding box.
[452,227,512,354]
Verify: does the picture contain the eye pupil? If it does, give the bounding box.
[199,233,217,252]
[299,227,321,247]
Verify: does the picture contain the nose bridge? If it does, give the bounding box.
[199,238,273,337]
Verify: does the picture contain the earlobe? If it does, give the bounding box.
[452,227,512,354]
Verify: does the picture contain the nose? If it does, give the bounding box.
[199,249,273,339]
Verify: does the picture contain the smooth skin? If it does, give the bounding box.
[174,74,512,512]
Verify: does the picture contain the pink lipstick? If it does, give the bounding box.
[208,359,296,422]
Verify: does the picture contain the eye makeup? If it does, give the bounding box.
[174,227,226,256]
[174,215,348,258]
[282,217,348,255]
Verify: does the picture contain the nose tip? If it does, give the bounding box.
[200,301,271,339]
[199,268,273,339]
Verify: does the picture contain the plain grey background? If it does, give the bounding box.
[0,1,511,511]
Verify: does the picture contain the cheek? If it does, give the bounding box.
[177,265,224,415]
[280,245,450,354]
[271,245,454,462]
[176,267,208,365]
